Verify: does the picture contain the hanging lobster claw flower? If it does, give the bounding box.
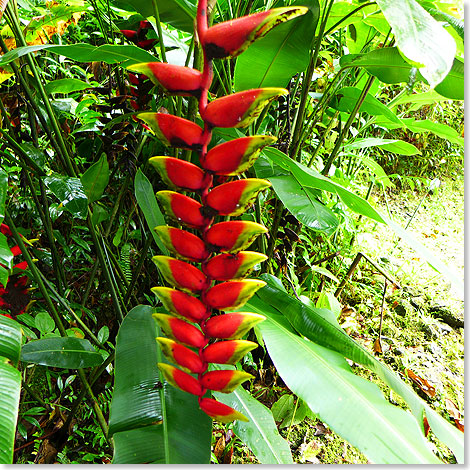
[204,312,265,339]
[199,398,248,423]
[205,221,267,253]
[128,63,203,96]
[200,369,253,393]
[158,363,203,395]
[203,251,267,281]
[150,157,209,191]
[154,313,206,348]
[154,226,209,262]
[202,340,258,365]
[204,279,266,310]
[157,337,206,374]
[152,256,209,293]
[201,135,276,176]
[139,113,203,150]
[151,287,208,322]
[204,88,287,128]
[156,191,212,229]
[203,7,308,59]
[204,178,271,216]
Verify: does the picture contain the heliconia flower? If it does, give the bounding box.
[200,369,253,393]
[139,113,203,150]
[154,226,209,262]
[154,313,206,348]
[158,363,203,395]
[0,274,30,317]
[202,251,267,281]
[157,337,206,374]
[156,191,212,229]
[152,256,209,293]
[149,157,209,191]
[204,178,271,216]
[120,29,138,40]
[202,7,308,59]
[136,39,158,50]
[0,224,12,237]
[202,340,258,364]
[205,221,267,253]
[128,63,203,96]
[204,312,265,340]
[199,398,248,423]
[200,135,276,176]
[203,88,288,128]
[151,287,208,322]
[204,279,266,310]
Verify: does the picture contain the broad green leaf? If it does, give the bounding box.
[0,44,157,68]
[35,311,55,334]
[270,175,339,235]
[0,169,7,223]
[0,361,21,464]
[343,137,420,155]
[18,142,46,171]
[244,288,441,464]
[249,276,463,462]
[44,78,92,95]
[116,0,196,32]
[80,154,110,204]
[110,305,211,464]
[403,119,464,147]
[329,87,402,125]
[21,337,103,368]
[261,148,386,223]
[134,169,169,255]
[340,48,464,100]
[214,375,293,464]
[325,2,374,34]
[359,156,393,188]
[0,266,8,290]
[375,0,456,87]
[234,0,319,90]
[391,90,451,108]
[0,317,22,463]
[0,233,12,272]
[0,315,21,365]
[43,173,88,219]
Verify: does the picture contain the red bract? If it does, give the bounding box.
[136,0,306,423]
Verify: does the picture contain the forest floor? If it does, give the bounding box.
[232,174,464,464]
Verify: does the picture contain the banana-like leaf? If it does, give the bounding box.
[0,315,22,464]
[241,295,440,463]
[213,366,293,464]
[246,276,464,463]
[109,305,211,464]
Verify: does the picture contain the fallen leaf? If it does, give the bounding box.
[373,337,383,354]
[423,417,430,437]
[454,419,464,433]
[214,435,225,461]
[406,369,436,398]
[445,398,460,419]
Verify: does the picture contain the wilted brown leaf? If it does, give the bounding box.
[214,435,225,461]
[406,369,436,398]
[373,337,383,354]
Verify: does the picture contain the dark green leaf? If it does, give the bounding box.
[0,44,157,68]
[0,170,7,223]
[234,0,319,90]
[0,233,13,271]
[80,154,110,204]
[0,315,22,365]
[44,78,92,95]
[134,170,169,255]
[43,173,88,219]
[110,305,211,464]
[19,142,46,171]
[21,337,103,368]
[35,312,55,334]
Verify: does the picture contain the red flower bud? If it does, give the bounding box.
[202,340,257,364]
[199,398,248,423]
[203,7,308,59]
[120,29,138,40]
[157,191,212,229]
[139,113,203,150]
[129,63,203,96]
[154,226,209,262]
[158,363,203,395]
[200,369,253,393]
[204,88,287,128]
[205,178,271,216]
[204,279,266,310]
[157,337,205,374]
[154,313,206,348]
[151,287,208,321]
[201,135,276,176]
[205,221,267,253]
[150,157,208,191]
[152,256,209,293]
[203,251,267,281]
[204,312,265,339]
[137,39,158,50]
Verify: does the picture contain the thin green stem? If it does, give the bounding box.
[152,0,167,62]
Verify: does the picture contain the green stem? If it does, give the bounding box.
[152,0,167,63]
